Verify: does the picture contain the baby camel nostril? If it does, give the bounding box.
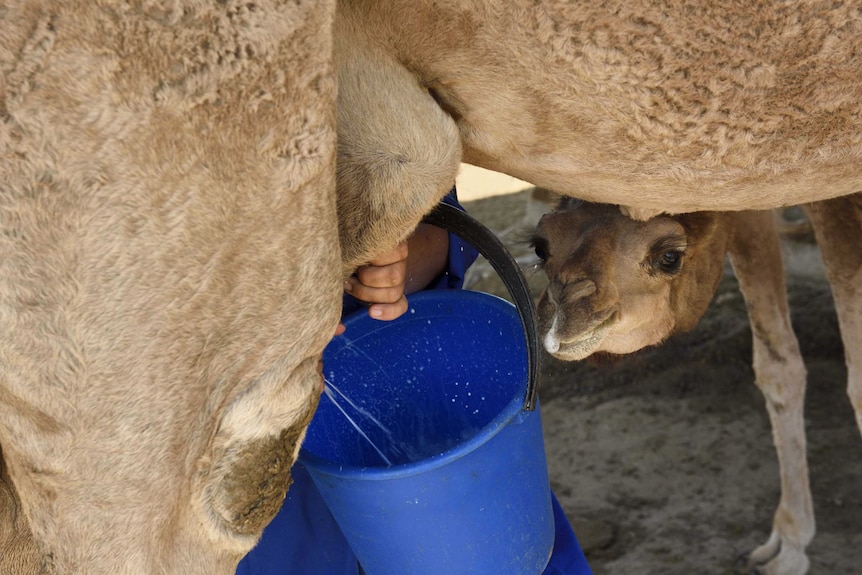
[541,312,562,353]
[566,279,597,301]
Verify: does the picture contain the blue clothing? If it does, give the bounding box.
[236,465,357,575]
[237,187,592,575]
[545,494,593,575]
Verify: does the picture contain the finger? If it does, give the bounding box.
[345,281,405,306]
[354,259,407,289]
[367,296,409,321]
[334,323,346,336]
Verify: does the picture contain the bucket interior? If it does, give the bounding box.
[301,290,528,470]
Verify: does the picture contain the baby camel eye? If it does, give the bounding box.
[656,250,683,273]
[531,237,549,263]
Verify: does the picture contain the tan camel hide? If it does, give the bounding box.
[531,192,862,575]
[1,1,340,573]
[335,0,862,270]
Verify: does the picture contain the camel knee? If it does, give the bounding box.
[751,339,807,407]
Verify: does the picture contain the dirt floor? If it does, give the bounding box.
[456,176,862,575]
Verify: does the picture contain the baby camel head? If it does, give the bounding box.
[531,194,729,361]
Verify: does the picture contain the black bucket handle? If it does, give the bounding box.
[422,203,540,411]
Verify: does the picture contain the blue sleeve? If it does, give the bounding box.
[543,492,594,575]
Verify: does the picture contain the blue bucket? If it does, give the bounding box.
[299,289,553,575]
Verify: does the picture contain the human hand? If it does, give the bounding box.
[334,222,448,335]
[344,240,410,321]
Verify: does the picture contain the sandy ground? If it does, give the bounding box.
[454,165,862,575]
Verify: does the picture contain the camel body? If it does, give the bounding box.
[335,0,862,269]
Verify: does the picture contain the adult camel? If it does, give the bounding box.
[3,0,862,573]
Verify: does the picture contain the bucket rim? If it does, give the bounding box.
[299,290,533,481]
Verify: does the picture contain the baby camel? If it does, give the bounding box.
[530,189,862,575]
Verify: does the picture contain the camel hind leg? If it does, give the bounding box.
[727,210,813,575]
[334,9,462,275]
[803,194,862,436]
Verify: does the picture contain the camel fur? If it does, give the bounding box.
[334,0,862,272]
[1,1,340,573]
